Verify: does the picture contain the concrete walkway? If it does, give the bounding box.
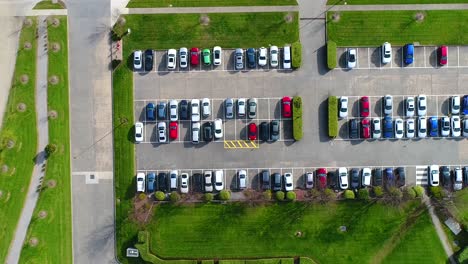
[327,3,468,11]
[124,5,299,14]
[5,16,49,264]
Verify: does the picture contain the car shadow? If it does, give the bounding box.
[370,47,381,67]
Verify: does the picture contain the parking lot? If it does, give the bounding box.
[337,45,468,70]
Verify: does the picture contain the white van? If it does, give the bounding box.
[283,46,291,69]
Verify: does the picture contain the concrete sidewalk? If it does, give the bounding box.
[124,5,299,14]
[327,3,468,11]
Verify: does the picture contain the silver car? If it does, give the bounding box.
[225,98,234,119]
[158,122,166,143]
[169,99,178,121]
[384,95,393,115]
[179,47,188,68]
[238,98,246,117]
[248,98,258,118]
[235,48,244,70]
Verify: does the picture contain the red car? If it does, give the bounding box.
[248,123,257,140]
[361,118,370,139]
[169,121,178,140]
[282,96,292,118]
[360,96,370,117]
[316,168,327,189]
[439,45,448,66]
[190,47,199,66]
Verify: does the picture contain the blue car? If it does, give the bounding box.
[404,44,414,65]
[247,48,256,68]
[383,116,393,138]
[147,173,156,192]
[463,95,468,115]
[429,117,438,137]
[146,103,155,120]
[385,168,394,186]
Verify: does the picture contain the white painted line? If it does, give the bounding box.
[458,46,460,67]
[423,47,426,67]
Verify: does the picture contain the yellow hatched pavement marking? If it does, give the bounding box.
[223,140,259,149]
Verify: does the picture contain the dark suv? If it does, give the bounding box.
[247,48,256,68]
[261,170,270,190]
[349,119,359,139]
[373,168,383,186]
[260,122,269,141]
[144,49,154,71]
[351,168,360,189]
[158,172,167,192]
[203,122,213,141]
[441,166,451,188]
[273,173,281,191]
[396,167,405,187]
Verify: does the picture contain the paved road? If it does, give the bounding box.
[124,5,299,14]
[6,16,49,264]
[327,3,468,10]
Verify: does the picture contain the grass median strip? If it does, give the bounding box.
[18,16,72,264]
[327,0,468,4]
[127,0,297,7]
[327,10,468,46]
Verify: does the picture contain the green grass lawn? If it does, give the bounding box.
[451,188,468,227]
[327,10,468,46]
[381,209,447,263]
[33,0,65,9]
[18,16,72,264]
[0,18,38,263]
[127,0,297,8]
[327,0,468,4]
[148,201,424,263]
[114,13,299,50]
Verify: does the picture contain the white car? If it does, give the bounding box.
[338,167,348,190]
[133,50,142,70]
[248,98,258,118]
[204,171,213,192]
[384,95,393,115]
[214,118,223,139]
[191,99,200,122]
[283,46,291,69]
[136,172,145,192]
[429,165,440,186]
[339,96,348,118]
[258,47,267,66]
[202,98,211,118]
[347,48,357,69]
[451,95,460,115]
[381,42,392,64]
[463,119,468,137]
[451,116,461,137]
[214,170,224,191]
[406,97,415,117]
[170,170,178,191]
[169,99,178,121]
[417,95,427,116]
[453,167,463,191]
[270,46,279,67]
[305,172,314,189]
[179,47,188,68]
[284,173,293,191]
[394,118,404,139]
[134,122,143,142]
[237,98,246,117]
[180,173,189,193]
[372,118,381,139]
[167,49,177,70]
[158,122,167,143]
[418,117,427,138]
[361,168,371,187]
[238,170,247,190]
[192,122,200,144]
[213,46,222,66]
[441,116,450,137]
[406,119,415,138]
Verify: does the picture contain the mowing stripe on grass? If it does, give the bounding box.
[127,0,298,8]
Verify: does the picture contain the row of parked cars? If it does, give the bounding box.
[427,165,468,191]
[133,46,292,71]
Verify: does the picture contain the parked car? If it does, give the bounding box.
[350,168,360,189]
[170,170,178,191]
[192,122,200,144]
[235,48,244,70]
[146,103,155,120]
[417,94,427,116]
[214,118,223,139]
[179,47,188,68]
[338,167,348,190]
[465,167,468,187]
[360,96,370,117]
[261,170,270,190]
[204,171,213,192]
[158,101,167,119]
[328,170,338,190]
[440,116,450,137]
[396,167,405,187]
[214,170,224,191]
[439,45,448,66]
[394,118,404,139]
[451,116,461,137]
[381,42,392,64]
[158,122,167,143]
[284,172,294,191]
[202,98,211,118]
[383,116,393,138]
[247,48,256,68]
[273,173,281,191]
[213,46,222,66]
[451,95,460,115]
[180,100,189,120]
[202,48,211,66]
[349,119,359,139]
[167,49,177,70]
[362,168,372,187]
[238,170,247,190]
[147,173,155,193]
[385,168,394,186]
[373,168,383,186]
[258,47,268,66]
[429,165,440,186]
[317,168,327,189]
[418,117,427,138]
[361,118,370,139]
[248,98,257,118]
[305,172,314,189]
[180,173,189,193]
[238,98,246,117]
[158,172,167,192]
[191,99,200,122]
[248,123,257,140]
[144,49,153,71]
[441,166,451,188]
[339,96,348,118]
[282,96,292,118]
[270,46,279,67]
[136,172,145,192]
[384,95,393,115]
[454,167,463,191]
[169,99,178,121]
[190,47,199,66]
[406,97,415,117]
[270,120,280,141]
[133,50,142,70]
[203,122,213,141]
[372,118,381,139]
[283,46,291,69]
[463,95,468,115]
[347,48,357,68]
[169,121,178,140]
[134,122,143,142]
[406,119,415,138]
[429,117,438,137]
[403,44,414,65]
[260,122,269,141]
[225,98,234,119]
[463,118,468,137]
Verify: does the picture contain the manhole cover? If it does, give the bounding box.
[90,174,95,179]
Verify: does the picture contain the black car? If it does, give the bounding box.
[247,48,256,68]
[261,170,270,190]
[396,167,405,187]
[349,119,359,139]
[192,173,203,192]
[351,168,360,189]
[273,173,281,191]
[328,170,337,190]
[441,166,451,188]
[464,167,468,187]
[203,122,213,141]
[385,168,394,186]
[270,120,280,141]
[144,49,154,71]
[260,122,269,141]
[158,172,167,192]
[180,100,189,120]
[373,168,383,186]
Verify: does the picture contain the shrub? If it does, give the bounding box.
[219,190,231,201]
[429,186,444,199]
[263,190,272,200]
[286,191,296,201]
[204,193,214,202]
[389,187,403,200]
[292,96,303,141]
[276,191,285,201]
[458,246,468,263]
[328,96,338,138]
[292,41,302,69]
[358,188,370,201]
[138,231,147,243]
[373,186,384,197]
[413,186,425,197]
[111,29,122,41]
[169,191,181,202]
[323,188,335,200]
[44,144,57,157]
[344,190,355,199]
[310,189,320,199]
[111,59,121,70]
[138,193,147,201]
[403,187,416,199]
[154,191,165,201]
[327,41,337,69]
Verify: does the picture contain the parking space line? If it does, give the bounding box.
[423,47,426,67]
[458,46,460,67]
[367,48,370,68]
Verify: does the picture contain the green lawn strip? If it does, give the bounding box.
[201,260,215,264]
[326,10,468,46]
[327,0,468,5]
[149,201,421,263]
[381,209,447,263]
[450,188,468,226]
[33,0,65,9]
[0,18,38,263]
[127,0,297,8]
[114,13,299,50]
[18,16,71,264]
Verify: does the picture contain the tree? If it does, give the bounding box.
[219,190,231,201]
[429,186,444,199]
[154,191,165,201]
[263,190,272,200]
[344,190,355,199]
[373,186,384,197]
[275,191,285,201]
[170,191,180,202]
[204,193,214,202]
[358,188,370,201]
[138,193,147,201]
[44,144,57,157]
[286,191,296,201]
[413,186,424,197]
[403,187,416,200]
